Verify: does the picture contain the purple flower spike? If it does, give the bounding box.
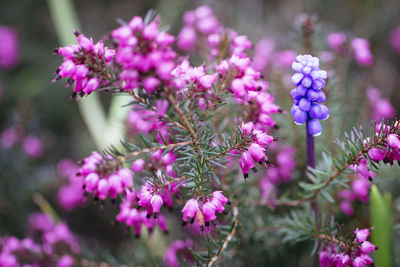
[290,54,329,136]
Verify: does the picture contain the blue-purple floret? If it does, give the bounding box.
[290,55,329,136]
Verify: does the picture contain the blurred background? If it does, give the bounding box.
[0,0,400,266]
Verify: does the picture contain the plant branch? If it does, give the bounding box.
[124,140,194,161]
[157,176,189,189]
[207,206,239,267]
[207,141,245,162]
[130,92,186,130]
[167,92,198,142]
[274,134,389,207]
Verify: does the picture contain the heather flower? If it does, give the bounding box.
[57,255,74,267]
[251,38,275,71]
[22,135,44,158]
[390,26,400,54]
[274,50,296,68]
[54,32,115,98]
[116,189,168,236]
[327,32,347,53]
[177,6,221,51]
[318,228,375,267]
[0,126,22,149]
[78,152,133,200]
[42,222,80,254]
[56,159,86,211]
[367,88,395,121]
[131,159,145,172]
[290,54,329,136]
[28,212,54,233]
[112,16,177,93]
[181,191,228,230]
[351,38,373,66]
[238,122,274,179]
[164,239,193,267]
[0,26,19,69]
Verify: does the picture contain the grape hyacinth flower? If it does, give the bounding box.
[290,55,329,137]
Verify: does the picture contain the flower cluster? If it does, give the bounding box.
[54,32,115,98]
[0,236,42,267]
[252,38,296,72]
[126,100,169,138]
[177,6,281,131]
[259,146,296,204]
[56,159,86,211]
[116,189,168,237]
[0,213,79,267]
[338,123,400,216]
[368,123,400,165]
[319,228,375,267]
[217,55,281,130]
[337,175,371,216]
[112,16,176,93]
[290,55,329,136]
[0,125,44,158]
[164,239,193,267]
[0,26,19,69]
[391,26,400,54]
[177,6,220,51]
[181,191,229,231]
[326,33,373,66]
[239,122,275,179]
[367,87,395,122]
[351,38,373,66]
[78,151,133,201]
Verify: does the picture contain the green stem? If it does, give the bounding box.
[47,0,130,148]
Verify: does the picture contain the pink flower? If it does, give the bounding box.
[77,34,94,51]
[387,134,400,149]
[0,26,19,69]
[355,228,370,242]
[177,27,197,51]
[390,26,400,54]
[0,126,22,149]
[351,38,373,66]
[131,159,145,172]
[202,201,217,222]
[57,255,74,267]
[22,136,44,158]
[352,177,370,202]
[150,194,163,214]
[28,213,54,232]
[327,32,347,53]
[164,239,193,267]
[367,88,395,121]
[368,147,386,161]
[182,199,199,223]
[360,241,375,254]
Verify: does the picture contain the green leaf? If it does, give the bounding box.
[370,185,393,267]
